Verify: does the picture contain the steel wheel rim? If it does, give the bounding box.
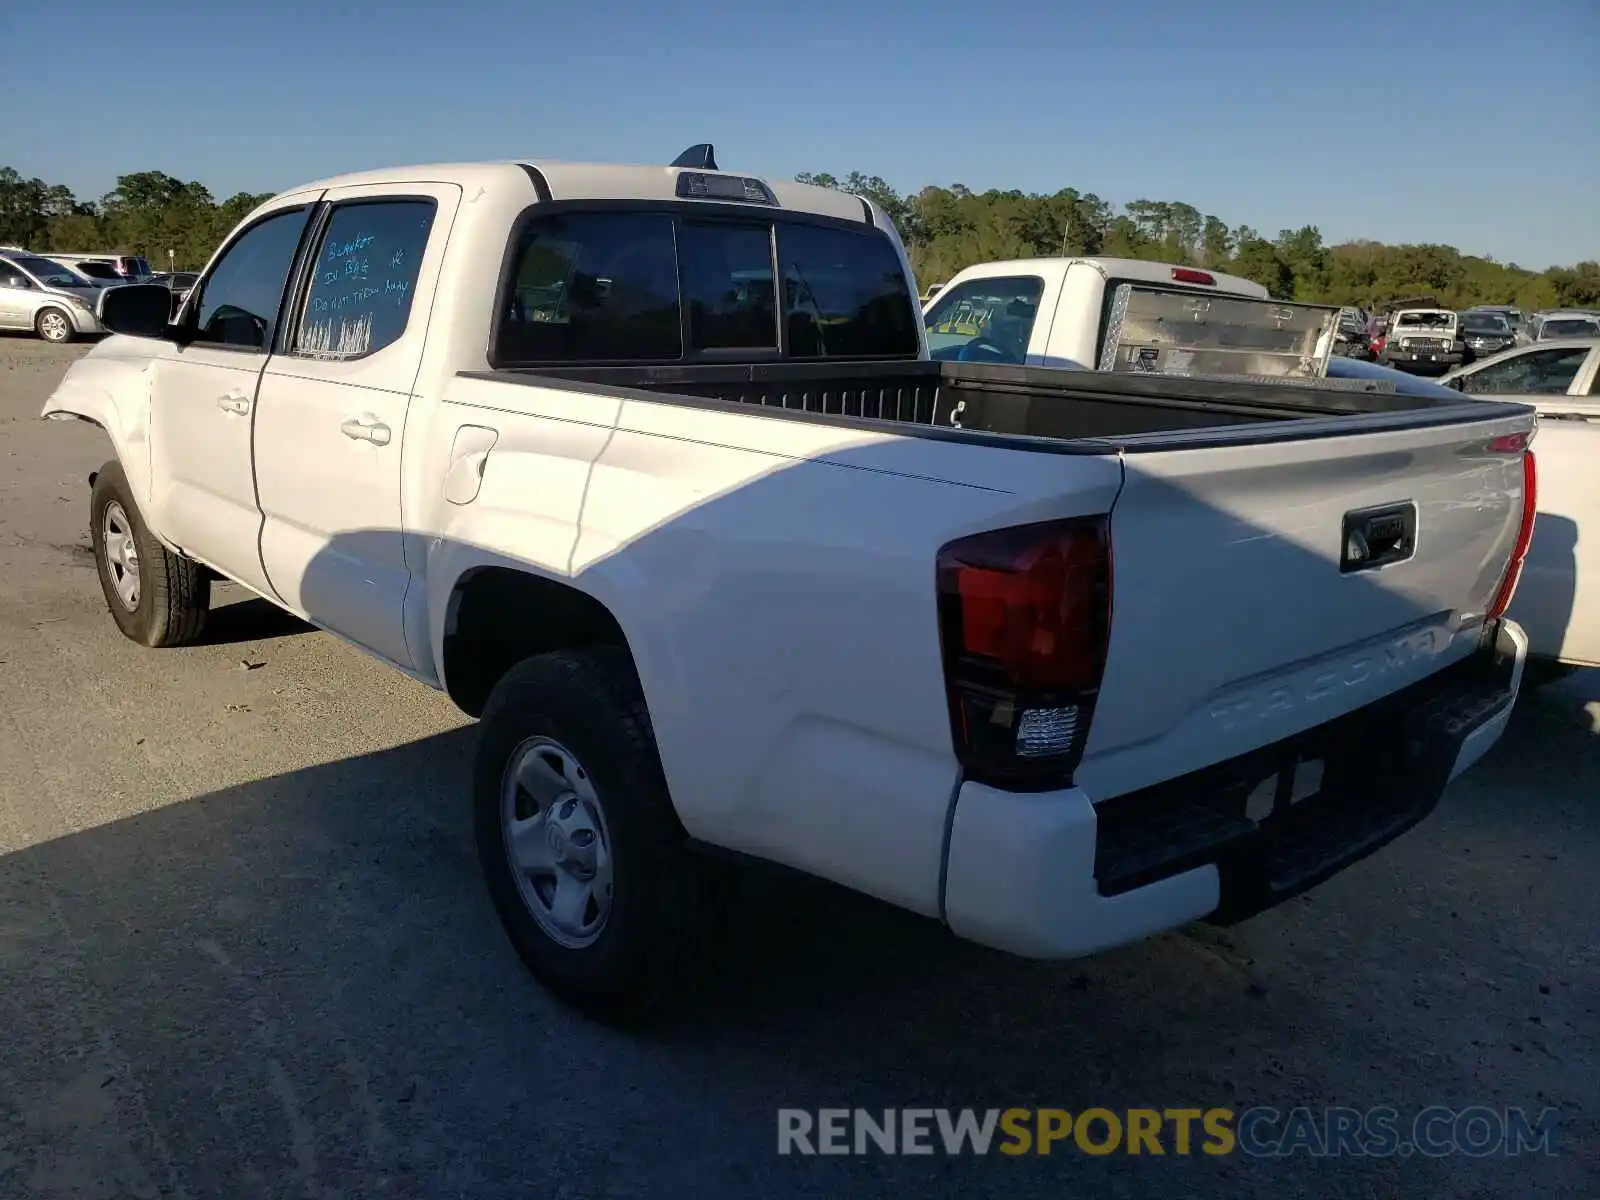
[102,502,140,610]
[500,736,615,949]
[39,311,68,341]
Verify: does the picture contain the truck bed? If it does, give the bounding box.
[470,359,1501,450]
[452,356,1534,814]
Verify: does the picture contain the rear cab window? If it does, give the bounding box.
[923,275,1044,364]
[494,207,918,366]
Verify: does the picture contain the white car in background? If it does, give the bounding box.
[1526,311,1600,343]
[1442,339,1600,672]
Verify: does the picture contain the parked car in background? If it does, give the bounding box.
[1333,306,1375,359]
[48,252,154,282]
[1528,311,1600,341]
[1458,309,1517,359]
[1440,338,1599,400]
[1379,308,1465,374]
[59,259,123,287]
[146,270,201,312]
[923,256,1352,379]
[0,251,107,342]
[1466,304,1524,336]
[1367,314,1390,359]
[1440,338,1600,672]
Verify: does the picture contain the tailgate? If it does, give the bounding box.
[1075,407,1535,801]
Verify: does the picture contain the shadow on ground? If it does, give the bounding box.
[197,593,315,646]
[0,675,1593,1199]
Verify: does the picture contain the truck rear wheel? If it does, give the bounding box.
[90,461,210,647]
[473,648,730,1025]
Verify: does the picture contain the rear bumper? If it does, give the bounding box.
[942,620,1526,958]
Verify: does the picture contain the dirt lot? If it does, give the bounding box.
[1,336,1595,1199]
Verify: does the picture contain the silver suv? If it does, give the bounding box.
[0,253,107,343]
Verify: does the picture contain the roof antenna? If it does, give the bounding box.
[671,143,718,170]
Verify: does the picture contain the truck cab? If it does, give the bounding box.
[923,257,1342,381]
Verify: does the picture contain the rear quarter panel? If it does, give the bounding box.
[424,376,1123,915]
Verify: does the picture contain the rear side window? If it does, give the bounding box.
[293,199,436,360]
[499,212,682,363]
[780,223,919,358]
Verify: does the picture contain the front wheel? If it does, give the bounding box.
[35,307,76,344]
[473,649,731,1025]
[90,461,210,647]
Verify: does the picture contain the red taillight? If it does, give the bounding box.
[1488,432,1529,454]
[1171,268,1215,286]
[936,517,1112,788]
[1487,449,1536,621]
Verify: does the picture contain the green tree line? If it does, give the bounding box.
[6,161,1595,311]
[797,171,1600,311]
[1,166,272,271]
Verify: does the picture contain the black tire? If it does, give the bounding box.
[473,648,731,1025]
[35,306,76,344]
[89,460,210,647]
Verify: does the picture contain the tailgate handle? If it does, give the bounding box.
[1341,503,1417,573]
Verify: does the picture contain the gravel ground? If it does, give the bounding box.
[1,334,1595,1199]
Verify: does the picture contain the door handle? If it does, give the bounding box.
[340,414,392,446]
[216,393,251,415]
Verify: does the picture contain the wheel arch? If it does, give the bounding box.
[439,562,640,718]
[34,303,77,342]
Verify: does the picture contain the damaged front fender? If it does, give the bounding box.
[39,337,161,504]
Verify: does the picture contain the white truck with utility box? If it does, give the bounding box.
[43,148,1535,1023]
[924,256,1342,380]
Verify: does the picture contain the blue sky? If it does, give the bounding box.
[3,0,1596,268]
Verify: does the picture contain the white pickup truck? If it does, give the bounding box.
[923,256,1344,380]
[43,152,1534,1023]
